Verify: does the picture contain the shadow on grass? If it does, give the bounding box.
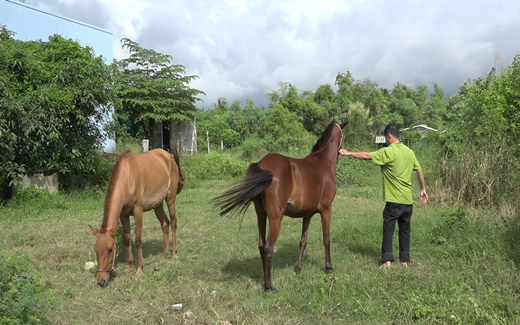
[346,242,380,260]
[114,239,170,266]
[221,242,304,281]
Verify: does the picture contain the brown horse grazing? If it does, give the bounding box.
[89,149,185,287]
[214,120,348,291]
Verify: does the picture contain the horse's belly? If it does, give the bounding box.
[284,200,316,218]
[141,187,169,211]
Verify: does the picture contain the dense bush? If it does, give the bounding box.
[0,252,51,324]
[240,138,267,161]
[438,54,520,212]
[58,151,114,192]
[182,152,249,181]
[335,155,380,187]
[0,26,117,196]
[431,205,470,245]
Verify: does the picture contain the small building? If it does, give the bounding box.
[375,124,438,148]
[401,125,438,137]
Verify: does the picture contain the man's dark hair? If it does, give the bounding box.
[384,123,400,139]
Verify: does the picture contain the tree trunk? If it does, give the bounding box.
[170,119,182,154]
[153,120,163,150]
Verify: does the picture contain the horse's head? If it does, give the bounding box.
[89,225,116,287]
[319,120,349,151]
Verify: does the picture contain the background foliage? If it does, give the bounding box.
[0,26,116,198]
[1,23,519,216]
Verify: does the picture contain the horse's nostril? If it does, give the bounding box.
[99,278,108,287]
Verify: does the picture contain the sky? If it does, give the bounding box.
[26,0,520,109]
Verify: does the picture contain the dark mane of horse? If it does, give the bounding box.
[100,150,131,231]
[311,120,338,153]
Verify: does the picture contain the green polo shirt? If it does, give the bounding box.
[370,142,421,205]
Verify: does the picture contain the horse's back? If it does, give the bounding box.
[257,153,292,176]
[118,149,179,211]
[257,152,336,217]
[258,153,330,186]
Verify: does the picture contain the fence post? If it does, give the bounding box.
[207,131,210,153]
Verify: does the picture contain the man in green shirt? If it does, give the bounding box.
[339,123,428,268]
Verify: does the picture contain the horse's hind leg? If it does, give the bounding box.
[296,216,312,272]
[120,215,133,268]
[134,206,145,275]
[260,195,285,292]
[165,191,178,259]
[263,214,283,292]
[320,209,333,272]
[154,205,171,257]
[253,197,267,280]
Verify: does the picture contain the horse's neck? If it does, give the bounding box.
[101,179,127,232]
[313,140,340,169]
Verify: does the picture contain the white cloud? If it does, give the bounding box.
[28,0,520,108]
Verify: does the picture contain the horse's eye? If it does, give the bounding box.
[108,248,113,254]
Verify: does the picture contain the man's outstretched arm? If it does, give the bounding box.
[338,149,372,160]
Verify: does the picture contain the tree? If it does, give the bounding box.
[387,83,419,128]
[262,104,307,151]
[314,84,335,105]
[344,102,373,145]
[425,83,446,129]
[0,26,117,198]
[114,38,204,150]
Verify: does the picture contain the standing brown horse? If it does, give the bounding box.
[89,149,185,287]
[215,120,347,291]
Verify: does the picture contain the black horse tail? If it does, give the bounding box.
[214,163,273,217]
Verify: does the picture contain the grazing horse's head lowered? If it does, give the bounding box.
[89,226,116,287]
[214,120,348,291]
[89,149,185,287]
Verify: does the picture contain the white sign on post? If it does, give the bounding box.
[142,139,149,152]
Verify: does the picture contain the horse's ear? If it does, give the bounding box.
[321,122,328,128]
[89,224,99,236]
[340,121,349,129]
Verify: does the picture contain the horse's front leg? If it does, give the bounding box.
[320,209,333,272]
[134,207,144,275]
[120,215,133,268]
[296,216,312,272]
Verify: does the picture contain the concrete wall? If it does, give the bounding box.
[20,173,59,194]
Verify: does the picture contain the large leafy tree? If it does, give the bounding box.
[266,82,326,135]
[114,38,204,149]
[424,83,447,129]
[0,26,117,197]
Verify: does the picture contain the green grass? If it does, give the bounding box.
[1,182,520,324]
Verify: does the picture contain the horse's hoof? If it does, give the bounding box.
[325,266,334,273]
[294,264,302,272]
[264,286,277,293]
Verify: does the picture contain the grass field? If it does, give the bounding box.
[2,178,520,324]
